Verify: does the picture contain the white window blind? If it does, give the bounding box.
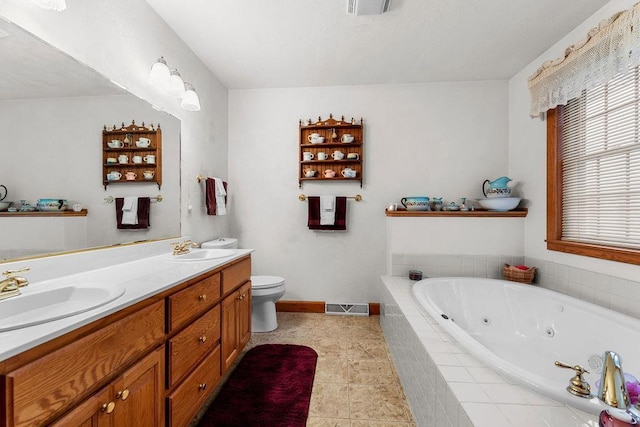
[559,66,640,249]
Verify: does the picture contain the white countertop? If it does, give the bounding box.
[0,243,253,362]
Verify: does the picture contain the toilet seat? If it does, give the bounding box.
[251,275,285,290]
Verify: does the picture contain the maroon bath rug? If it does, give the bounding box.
[197,344,318,427]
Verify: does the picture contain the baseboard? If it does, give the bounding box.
[276,300,380,316]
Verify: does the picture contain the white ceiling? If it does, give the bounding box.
[146,0,609,90]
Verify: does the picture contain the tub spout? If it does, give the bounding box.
[555,360,592,398]
[598,351,630,409]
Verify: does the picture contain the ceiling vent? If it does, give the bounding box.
[347,0,391,15]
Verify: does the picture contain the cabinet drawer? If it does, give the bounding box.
[167,305,221,388]
[222,257,251,296]
[167,345,221,427]
[6,300,165,427]
[167,273,220,332]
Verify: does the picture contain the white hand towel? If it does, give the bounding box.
[320,195,336,225]
[213,177,227,216]
[121,196,138,225]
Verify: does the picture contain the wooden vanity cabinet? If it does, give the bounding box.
[0,254,252,427]
[50,346,164,427]
[221,258,252,372]
[1,300,165,427]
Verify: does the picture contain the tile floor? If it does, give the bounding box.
[193,312,416,426]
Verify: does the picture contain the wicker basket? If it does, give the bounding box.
[502,264,536,284]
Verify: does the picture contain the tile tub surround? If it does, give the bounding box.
[391,253,524,280]
[380,276,599,427]
[526,256,640,321]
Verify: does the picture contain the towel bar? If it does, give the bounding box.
[299,194,361,202]
[104,195,163,203]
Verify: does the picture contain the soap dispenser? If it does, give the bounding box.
[598,351,640,427]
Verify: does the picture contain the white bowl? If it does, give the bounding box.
[0,201,11,211]
[478,197,521,211]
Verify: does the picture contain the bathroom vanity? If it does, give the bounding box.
[0,243,252,427]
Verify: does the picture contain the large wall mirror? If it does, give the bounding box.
[0,17,181,262]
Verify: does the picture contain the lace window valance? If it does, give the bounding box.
[528,2,640,117]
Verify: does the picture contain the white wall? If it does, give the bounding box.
[0,95,180,256]
[0,0,230,249]
[229,82,509,302]
[508,0,640,281]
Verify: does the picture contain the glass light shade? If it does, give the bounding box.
[181,83,201,112]
[31,0,66,11]
[168,69,186,98]
[148,57,171,91]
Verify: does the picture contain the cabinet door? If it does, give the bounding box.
[50,387,114,427]
[112,346,164,427]
[221,291,239,372]
[238,282,252,350]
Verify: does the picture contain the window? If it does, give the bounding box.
[547,66,640,265]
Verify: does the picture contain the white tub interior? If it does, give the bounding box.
[412,277,640,415]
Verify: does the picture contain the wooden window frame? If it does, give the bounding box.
[546,107,640,265]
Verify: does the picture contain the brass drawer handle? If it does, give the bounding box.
[198,335,207,343]
[116,389,130,401]
[101,401,116,414]
[236,294,242,300]
[198,294,207,301]
[198,383,207,391]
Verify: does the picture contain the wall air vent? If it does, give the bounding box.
[347,0,391,15]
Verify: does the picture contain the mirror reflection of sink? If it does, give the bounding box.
[0,284,126,332]
[165,249,237,262]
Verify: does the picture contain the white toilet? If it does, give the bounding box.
[200,238,285,333]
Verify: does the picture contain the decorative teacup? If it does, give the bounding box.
[108,140,123,148]
[317,152,329,160]
[331,151,345,160]
[118,155,129,164]
[324,169,336,178]
[106,157,117,164]
[304,169,316,178]
[144,155,156,164]
[341,168,356,178]
[136,138,151,148]
[401,196,430,211]
[341,134,355,143]
[346,153,359,160]
[107,171,122,181]
[125,171,137,181]
[143,170,155,180]
[132,155,143,164]
[303,152,314,161]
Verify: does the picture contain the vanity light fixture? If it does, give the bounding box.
[168,69,186,98]
[180,82,201,112]
[148,57,171,91]
[31,0,66,11]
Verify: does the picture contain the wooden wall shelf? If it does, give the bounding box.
[0,209,88,217]
[103,121,162,190]
[385,208,528,217]
[299,114,364,187]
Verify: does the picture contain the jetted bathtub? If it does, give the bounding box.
[412,277,640,415]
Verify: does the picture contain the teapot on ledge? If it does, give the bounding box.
[482,176,512,198]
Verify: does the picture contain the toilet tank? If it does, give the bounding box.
[201,238,238,249]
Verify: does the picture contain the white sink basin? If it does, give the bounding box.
[0,284,125,332]
[165,249,237,262]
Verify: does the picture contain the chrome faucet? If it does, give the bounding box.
[0,267,30,300]
[171,240,197,256]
